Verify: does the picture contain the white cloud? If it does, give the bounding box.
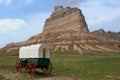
[0,0,12,6]
[106,0,120,6]
[0,12,50,48]
[0,0,33,6]
[0,18,27,33]
[79,0,120,32]
[83,8,120,25]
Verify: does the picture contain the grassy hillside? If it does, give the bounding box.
[0,51,120,80]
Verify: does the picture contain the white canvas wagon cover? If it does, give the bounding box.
[19,43,50,58]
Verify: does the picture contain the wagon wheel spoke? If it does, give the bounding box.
[25,66,29,73]
[29,64,35,75]
[25,59,35,75]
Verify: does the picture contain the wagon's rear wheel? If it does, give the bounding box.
[42,61,52,75]
[16,61,21,72]
[25,59,35,75]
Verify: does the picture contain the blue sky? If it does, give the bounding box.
[0,0,120,48]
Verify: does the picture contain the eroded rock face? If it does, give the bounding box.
[43,6,89,33]
[93,29,120,41]
[1,6,120,53]
[93,29,106,34]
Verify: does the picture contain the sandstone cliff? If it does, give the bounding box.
[1,6,120,53]
[43,6,89,33]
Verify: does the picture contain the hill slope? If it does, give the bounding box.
[93,29,120,40]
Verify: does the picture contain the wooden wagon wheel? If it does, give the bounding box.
[15,61,21,72]
[42,61,52,75]
[25,59,35,75]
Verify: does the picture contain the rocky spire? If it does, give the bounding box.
[43,6,89,33]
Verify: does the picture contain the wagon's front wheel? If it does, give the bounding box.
[16,61,21,72]
[25,60,35,75]
[42,61,52,75]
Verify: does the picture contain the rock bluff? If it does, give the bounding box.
[43,6,89,33]
[1,6,120,53]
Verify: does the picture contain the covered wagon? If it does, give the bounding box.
[16,43,52,75]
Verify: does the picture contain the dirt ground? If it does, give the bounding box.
[1,70,120,80]
[39,77,75,80]
[0,70,75,80]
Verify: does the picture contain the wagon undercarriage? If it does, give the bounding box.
[16,59,52,75]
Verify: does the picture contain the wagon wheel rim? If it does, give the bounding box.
[43,61,52,75]
[26,59,35,75]
[16,61,21,72]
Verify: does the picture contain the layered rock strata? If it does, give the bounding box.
[1,6,120,53]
